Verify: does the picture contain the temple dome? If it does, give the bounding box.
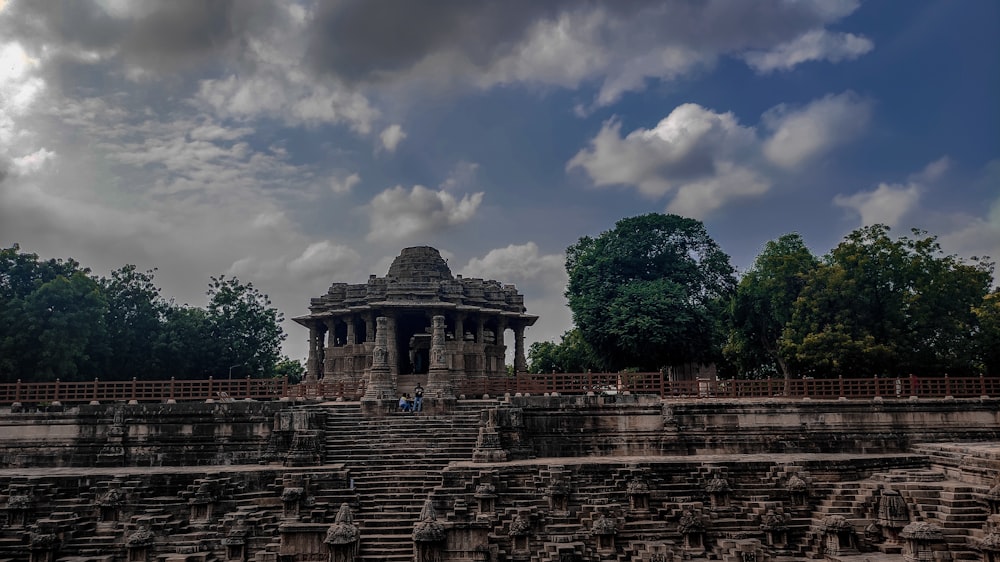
[386,246,454,283]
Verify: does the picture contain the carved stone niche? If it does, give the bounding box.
[125,526,154,562]
[508,512,531,552]
[760,510,789,547]
[325,503,360,562]
[627,478,651,512]
[900,522,946,562]
[786,474,810,507]
[820,515,858,556]
[29,527,59,562]
[412,499,446,562]
[978,529,1000,562]
[474,482,497,516]
[705,476,731,509]
[282,487,305,519]
[877,488,910,544]
[677,510,706,553]
[590,513,617,550]
[97,487,126,524]
[986,483,1000,515]
[548,479,569,513]
[5,493,33,527]
[224,516,250,562]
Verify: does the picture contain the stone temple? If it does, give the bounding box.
[293,246,537,399]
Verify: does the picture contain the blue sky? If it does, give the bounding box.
[1,0,997,363]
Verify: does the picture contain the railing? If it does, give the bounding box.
[0,373,997,405]
[0,376,288,405]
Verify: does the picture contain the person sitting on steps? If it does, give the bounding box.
[398,393,412,413]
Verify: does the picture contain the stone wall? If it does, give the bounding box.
[495,394,1000,459]
[0,400,286,468]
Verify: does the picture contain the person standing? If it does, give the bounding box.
[414,383,424,413]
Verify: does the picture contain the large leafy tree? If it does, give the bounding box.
[726,234,818,378]
[566,214,735,371]
[973,290,1000,376]
[95,265,168,378]
[781,225,993,377]
[528,328,602,373]
[206,275,286,378]
[0,246,107,382]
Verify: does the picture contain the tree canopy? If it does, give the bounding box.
[565,213,736,371]
[726,233,818,378]
[779,226,993,378]
[0,245,287,382]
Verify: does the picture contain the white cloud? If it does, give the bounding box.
[762,92,872,169]
[833,182,922,228]
[440,161,479,191]
[367,185,485,243]
[331,172,361,195]
[460,242,566,286]
[379,124,406,153]
[667,164,771,218]
[743,29,873,73]
[196,72,377,134]
[567,103,765,218]
[287,241,361,282]
[569,92,872,217]
[12,147,56,175]
[912,156,951,183]
[459,242,572,357]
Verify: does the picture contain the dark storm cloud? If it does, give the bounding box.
[304,0,568,81]
[2,0,278,72]
[303,0,857,83]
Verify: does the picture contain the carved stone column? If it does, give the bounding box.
[425,315,454,399]
[362,317,395,401]
[346,318,356,345]
[514,323,527,374]
[306,327,320,381]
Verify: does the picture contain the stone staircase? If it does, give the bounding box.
[321,401,487,562]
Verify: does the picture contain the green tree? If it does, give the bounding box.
[95,265,167,379]
[0,245,106,382]
[528,328,602,373]
[566,214,735,371]
[973,290,1000,376]
[274,356,306,384]
[206,275,286,378]
[726,234,818,378]
[781,225,993,377]
[154,305,217,378]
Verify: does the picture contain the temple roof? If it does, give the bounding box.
[387,246,453,283]
[294,246,538,326]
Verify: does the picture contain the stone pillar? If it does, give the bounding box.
[514,323,527,374]
[454,314,465,342]
[307,327,320,381]
[426,316,454,399]
[324,319,337,377]
[346,318,356,345]
[362,317,395,401]
[386,316,399,378]
[365,313,375,341]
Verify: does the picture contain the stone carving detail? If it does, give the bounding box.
[326,503,360,562]
[413,499,446,562]
[363,316,395,401]
[473,408,507,463]
[900,521,945,562]
[820,514,858,556]
[877,487,909,543]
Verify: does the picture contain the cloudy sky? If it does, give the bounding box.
[1,0,998,363]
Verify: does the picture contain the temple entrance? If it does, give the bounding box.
[396,314,431,374]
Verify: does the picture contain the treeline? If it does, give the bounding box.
[0,245,298,383]
[530,216,1000,379]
